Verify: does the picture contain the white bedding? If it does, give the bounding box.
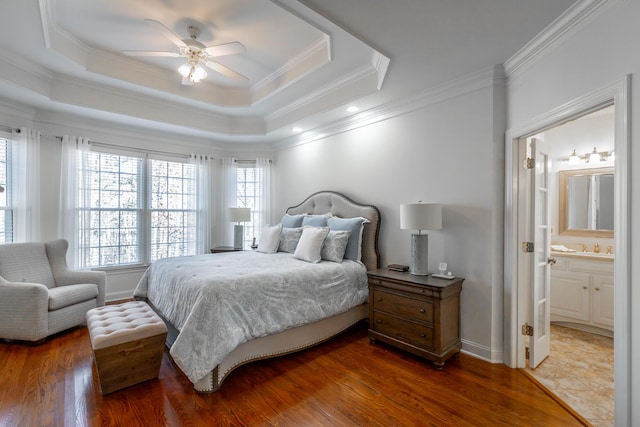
[133,250,368,384]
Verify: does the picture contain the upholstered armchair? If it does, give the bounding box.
[0,239,106,343]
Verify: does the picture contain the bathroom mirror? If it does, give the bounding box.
[558,167,614,237]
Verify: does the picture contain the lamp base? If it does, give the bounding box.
[233,224,244,250]
[410,233,429,275]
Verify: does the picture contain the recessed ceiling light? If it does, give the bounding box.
[346,105,359,113]
[292,127,302,132]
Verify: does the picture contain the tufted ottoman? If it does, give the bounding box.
[86,301,167,394]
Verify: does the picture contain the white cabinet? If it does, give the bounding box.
[550,254,613,333]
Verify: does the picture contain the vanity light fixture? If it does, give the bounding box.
[568,149,580,165]
[567,146,612,164]
[587,146,602,163]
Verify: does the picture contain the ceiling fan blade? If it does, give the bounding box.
[204,42,246,58]
[122,50,182,57]
[205,61,249,82]
[144,19,187,48]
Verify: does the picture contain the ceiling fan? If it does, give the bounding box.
[123,19,248,85]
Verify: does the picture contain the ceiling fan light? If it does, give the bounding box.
[178,63,192,78]
[192,65,207,81]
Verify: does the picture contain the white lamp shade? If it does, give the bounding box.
[228,207,251,223]
[400,203,442,231]
[191,65,207,81]
[178,63,192,78]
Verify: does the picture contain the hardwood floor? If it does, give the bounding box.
[0,321,585,426]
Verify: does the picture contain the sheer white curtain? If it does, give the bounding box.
[190,154,213,254]
[58,135,90,268]
[11,128,41,242]
[255,158,272,230]
[219,157,237,246]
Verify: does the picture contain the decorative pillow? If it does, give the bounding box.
[278,227,303,253]
[301,213,332,227]
[321,230,351,263]
[280,214,306,228]
[327,216,368,261]
[293,226,330,263]
[256,224,282,254]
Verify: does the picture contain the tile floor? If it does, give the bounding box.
[526,324,614,427]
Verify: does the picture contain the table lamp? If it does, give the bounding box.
[228,207,251,249]
[400,203,442,275]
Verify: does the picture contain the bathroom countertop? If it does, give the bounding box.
[551,250,614,262]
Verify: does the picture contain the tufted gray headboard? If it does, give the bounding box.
[286,191,381,271]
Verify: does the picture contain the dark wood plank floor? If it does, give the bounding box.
[0,321,585,426]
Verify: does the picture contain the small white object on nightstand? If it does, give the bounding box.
[433,262,454,279]
[438,262,447,276]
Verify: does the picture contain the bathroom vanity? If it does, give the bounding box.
[550,251,613,336]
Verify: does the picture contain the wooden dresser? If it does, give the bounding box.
[367,268,463,369]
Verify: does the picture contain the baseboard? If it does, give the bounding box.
[461,339,503,364]
[106,291,135,304]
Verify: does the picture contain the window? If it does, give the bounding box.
[0,138,12,244]
[77,150,198,268]
[149,159,197,261]
[236,162,263,246]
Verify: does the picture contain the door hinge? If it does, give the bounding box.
[523,157,535,169]
[522,242,534,253]
[522,323,534,336]
[525,346,530,361]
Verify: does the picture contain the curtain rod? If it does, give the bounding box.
[0,125,19,133]
[55,136,211,160]
[236,159,272,164]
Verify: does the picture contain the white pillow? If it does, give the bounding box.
[293,226,330,263]
[256,224,282,254]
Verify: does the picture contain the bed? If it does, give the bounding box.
[133,191,380,393]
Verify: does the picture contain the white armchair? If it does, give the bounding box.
[0,239,106,343]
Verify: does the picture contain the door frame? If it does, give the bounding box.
[503,76,630,422]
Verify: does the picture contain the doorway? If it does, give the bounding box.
[521,105,615,425]
[503,77,630,425]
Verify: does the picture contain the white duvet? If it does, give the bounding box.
[133,250,368,384]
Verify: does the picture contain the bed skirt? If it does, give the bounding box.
[142,298,368,393]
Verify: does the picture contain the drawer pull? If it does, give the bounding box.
[595,288,600,291]
[583,286,588,290]
[420,333,426,338]
[377,319,382,324]
[377,297,383,302]
[419,309,426,314]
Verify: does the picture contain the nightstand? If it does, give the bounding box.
[210,246,244,253]
[367,268,463,369]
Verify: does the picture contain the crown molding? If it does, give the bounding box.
[252,36,330,104]
[504,0,611,77]
[274,66,501,151]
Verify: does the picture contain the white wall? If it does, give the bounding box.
[506,0,639,423]
[274,73,506,361]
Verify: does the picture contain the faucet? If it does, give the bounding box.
[593,243,600,253]
[578,243,587,252]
